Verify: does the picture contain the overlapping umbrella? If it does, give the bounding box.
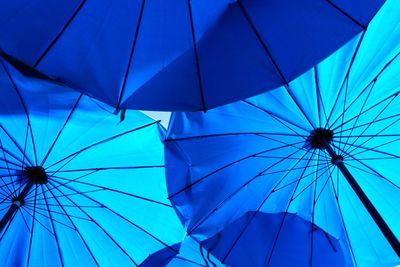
[165,1,400,265]
[0,0,384,111]
[0,55,185,266]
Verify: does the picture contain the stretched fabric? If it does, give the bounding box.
[0,0,384,111]
[165,1,400,265]
[0,55,185,266]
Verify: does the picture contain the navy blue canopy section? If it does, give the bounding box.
[141,237,223,267]
[202,212,346,267]
[165,1,400,265]
[0,55,185,266]
[0,0,384,111]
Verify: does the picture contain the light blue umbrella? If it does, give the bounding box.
[165,1,400,265]
[0,0,384,111]
[0,55,185,266]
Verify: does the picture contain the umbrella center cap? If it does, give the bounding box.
[24,166,48,184]
[307,128,333,150]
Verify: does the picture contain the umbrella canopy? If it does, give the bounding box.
[0,0,384,111]
[165,1,400,265]
[0,55,185,266]
[201,212,346,267]
[141,236,223,267]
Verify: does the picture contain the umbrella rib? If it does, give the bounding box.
[330,49,400,129]
[169,140,305,199]
[48,183,131,265]
[164,132,306,142]
[236,0,287,83]
[187,0,207,112]
[18,208,32,233]
[0,139,17,194]
[324,0,366,29]
[342,93,397,155]
[341,81,376,152]
[0,124,34,167]
[310,151,322,266]
[0,59,38,165]
[314,66,329,128]
[51,175,172,208]
[116,0,146,110]
[242,100,309,135]
[43,183,100,266]
[264,152,316,266]
[21,205,56,236]
[221,151,314,264]
[188,149,308,235]
[41,186,65,266]
[50,179,179,256]
[33,0,88,67]
[346,122,400,158]
[26,185,38,267]
[327,160,358,265]
[342,154,400,190]
[46,165,164,173]
[45,120,159,170]
[333,138,400,160]
[325,32,366,129]
[40,94,83,166]
[335,113,400,137]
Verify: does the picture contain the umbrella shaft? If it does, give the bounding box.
[0,181,34,234]
[325,145,400,258]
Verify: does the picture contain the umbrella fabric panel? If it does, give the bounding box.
[164,2,400,264]
[201,212,346,267]
[0,56,185,266]
[0,0,384,111]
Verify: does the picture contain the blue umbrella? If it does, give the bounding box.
[0,55,185,266]
[201,212,346,266]
[165,1,400,265]
[0,0,384,111]
[141,236,223,267]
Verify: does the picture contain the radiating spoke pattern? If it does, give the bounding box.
[0,57,185,266]
[165,2,400,266]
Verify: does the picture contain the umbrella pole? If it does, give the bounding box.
[325,145,400,257]
[0,181,34,234]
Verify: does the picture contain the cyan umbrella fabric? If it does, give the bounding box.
[201,212,346,267]
[0,0,384,111]
[141,236,223,267]
[165,1,400,265]
[0,55,185,266]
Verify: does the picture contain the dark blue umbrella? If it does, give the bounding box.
[0,55,185,266]
[165,1,400,265]
[201,212,346,266]
[0,0,384,111]
[141,236,223,266]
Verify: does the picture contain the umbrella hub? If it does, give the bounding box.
[307,128,334,150]
[24,166,48,184]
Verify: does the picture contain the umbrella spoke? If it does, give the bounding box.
[40,94,83,166]
[41,185,64,265]
[43,183,100,266]
[314,66,329,127]
[46,165,164,173]
[165,132,306,143]
[51,176,172,208]
[169,140,305,199]
[242,100,310,135]
[0,124,34,167]
[45,121,159,170]
[26,185,38,267]
[188,149,309,235]
[50,180,179,257]
[327,163,357,265]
